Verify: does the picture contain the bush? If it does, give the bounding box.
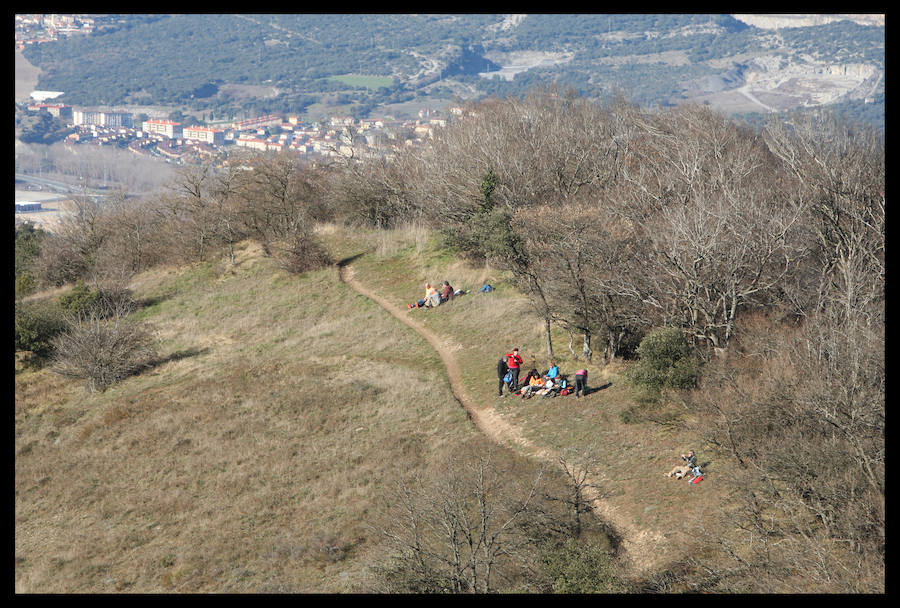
[540,538,624,593]
[59,281,102,316]
[58,281,138,322]
[15,301,67,364]
[50,313,158,392]
[273,234,333,274]
[627,327,700,395]
[15,222,45,297]
[15,272,37,299]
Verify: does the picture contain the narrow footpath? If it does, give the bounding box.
[337,261,671,577]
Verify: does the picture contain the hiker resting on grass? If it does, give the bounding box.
[682,450,703,482]
[504,348,524,391]
[535,376,556,397]
[518,368,540,391]
[408,283,440,309]
[519,374,545,398]
[439,280,454,303]
[544,361,559,382]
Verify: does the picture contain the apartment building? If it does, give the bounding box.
[183,126,224,146]
[232,115,281,131]
[27,103,74,121]
[73,109,104,126]
[234,136,268,151]
[143,119,183,139]
[100,112,134,128]
[73,109,134,128]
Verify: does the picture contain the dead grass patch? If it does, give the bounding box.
[15,239,484,592]
[17,224,747,591]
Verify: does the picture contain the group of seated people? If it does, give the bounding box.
[514,362,586,399]
[408,281,461,309]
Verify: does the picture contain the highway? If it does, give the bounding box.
[13,173,136,201]
[15,173,101,194]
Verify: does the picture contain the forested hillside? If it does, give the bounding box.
[16,88,884,592]
[22,14,884,128]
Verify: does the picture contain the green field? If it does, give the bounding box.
[327,74,394,90]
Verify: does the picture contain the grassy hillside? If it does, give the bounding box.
[341,224,735,574]
[15,233,496,592]
[16,223,728,592]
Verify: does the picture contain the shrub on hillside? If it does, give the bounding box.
[627,327,700,396]
[15,301,68,365]
[15,222,46,298]
[540,538,624,593]
[15,272,37,299]
[59,281,102,316]
[59,281,138,319]
[273,234,333,274]
[50,312,158,393]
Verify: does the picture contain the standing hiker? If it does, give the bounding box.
[574,368,588,398]
[497,356,510,396]
[504,348,524,391]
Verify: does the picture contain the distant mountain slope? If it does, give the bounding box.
[22,14,883,127]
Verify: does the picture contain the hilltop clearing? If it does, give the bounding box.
[15,238,488,592]
[328,225,732,577]
[16,225,725,592]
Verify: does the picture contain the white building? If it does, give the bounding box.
[143,119,183,139]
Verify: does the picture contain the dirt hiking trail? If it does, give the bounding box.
[338,263,671,577]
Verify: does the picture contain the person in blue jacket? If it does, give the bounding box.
[543,360,559,382]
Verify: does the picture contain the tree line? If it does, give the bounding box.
[16,87,883,591]
[333,87,884,591]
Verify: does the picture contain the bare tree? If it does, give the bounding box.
[50,306,158,393]
[233,152,333,271]
[613,105,807,349]
[166,161,219,262]
[374,452,549,593]
[763,110,885,326]
[99,193,170,275]
[546,446,610,537]
[33,195,113,287]
[516,202,647,362]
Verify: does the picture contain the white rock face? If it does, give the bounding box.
[731,14,884,29]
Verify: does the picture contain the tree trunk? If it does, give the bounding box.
[544,316,554,359]
[582,331,593,362]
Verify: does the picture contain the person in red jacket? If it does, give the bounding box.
[505,348,524,390]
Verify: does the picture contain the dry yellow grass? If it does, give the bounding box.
[335,224,737,576]
[17,224,738,592]
[15,238,493,593]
